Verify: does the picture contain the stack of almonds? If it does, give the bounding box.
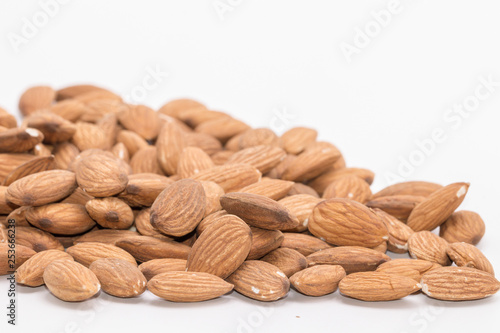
[1,84,499,303]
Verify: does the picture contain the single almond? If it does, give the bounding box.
[195,117,250,143]
[139,258,187,280]
[74,229,140,245]
[115,235,191,262]
[156,122,187,175]
[287,183,320,198]
[67,242,137,267]
[0,153,36,184]
[0,127,44,153]
[19,86,56,116]
[290,265,346,297]
[118,104,160,140]
[71,121,110,151]
[200,181,224,217]
[191,163,262,193]
[23,111,76,144]
[247,227,284,260]
[278,194,322,232]
[226,145,286,174]
[117,130,149,156]
[261,248,307,277]
[238,178,294,201]
[2,155,57,186]
[85,197,134,229]
[16,249,73,286]
[309,167,375,195]
[366,195,426,222]
[282,143,340,182]
[371,181,443,199]
[439,210,485,245]
[376,259,441,282]
[0,243,36,275]
[373,208,414,253]
[322,175,372,203]
[118,173,172,207]
[129,146,164,175]
[52,142,80,170]
[158,98,205,118]
[26,203,96,235]
[407,231,451,266]
[446,242,494,275]
[280,233,331,256]
[177,147,214,179]
[14,226,64,252]
[279,127,318,155]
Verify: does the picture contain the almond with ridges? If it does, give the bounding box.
[16,249,73,286]
[67,242,137,267]
[139,258,187,280]
[261,248,307,277]
[26,203,96,235]
[90,258,147,297]
[280,233,331,256]
[446,242,494,275]
[439,211,485,245]
[85,197,134,230]
[290,265,345,297]
[408,231,451,266]
[115,235,190,262]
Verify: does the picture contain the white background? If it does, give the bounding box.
[1,1,500,332]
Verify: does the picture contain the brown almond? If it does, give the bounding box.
[0,153,36,184]
[19,86,56,116]
[118,104,160,140]
[148,271,233,302]
[111,142,129,163]
[220,192,299,230]
[407,182,469,231]
[15,226,64,252]
[23,111,76,144]
[117,130,149,156]
[226,145,286,174]
[322,175,372,203]
[280,127,318,155]
[280,233,331,256]
[187,214,252,279]
[0,186,17,214]
[156,122,187,175]
[134,208,164,237]
[53,142,80,170]
[372,181,443,199]
[177,147,214,178]
[139,258,187,280]
[261,248,307,277]
[247,227,284,260]
[237,128,279,149]
[184,132,222,156]
[196,210,229,236]
[158,98,205,118]
[16,249,73,286]
[61,187,94,205]
[43,260,100,302]
[265,154,296,179]
[90,258,147,297]
[238,178,294,201]
[290,265,346,296]
[439,210,485,245]
[408,231,451,266]
[129,146,164,175]
[71,121,109,151]
[74,229,140,245]
[339,271,421,301]
[178,108,230,128]
[49,99,88,122]
[56,84,113,100]
[67,242,137,267]
[282,143,340,182]
[26,203,96,235]
[116,235,190,262]
[118,173,172,207]
[85,197,134,229]
[287,183,320,198]
[307,246,391,274]
[278,194,322,232]
[446,242,494,275]
[376,259,441,277]
[192,163,261,193]
[3,155,57,187]
[0,127,44,153]
[373,208,414,253]
[200,181,224,217]
[1,243,36,275]
[195,117,250,143]
[309,167,375,195]
[0,107,17,128]
[366,195,425,222]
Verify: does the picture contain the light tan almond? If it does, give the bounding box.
[323,175,372,203]
[75,154,128,197]
[6,170,76,207]
[371,181,443,199]
[200,181,224,217]
[265,154,296,179]
[290,265,346,297]
[0,243,36,275]
[56,84,113,100]
[19,86,56,116]
[261,248,307,277]
[282,143,340,182]
[366,195,426,222]
[67,242,137,267]
[177,147,214,179]
[158,98,205,118]
[373,208,414,253]
[26,203,95,235]
[0,127,44,153]
[71,121,109,151]
[408,231,451,266]
[339,271,421,301]
[117,130,149,156]
[85,197,134,229]
[421,266,500,301]
[53,142,80,170]
[376,259,441,277]
[407,183,469,231]
[309,167,375,195]
[178,108,230,128]
[226,145,286,174]
[115,235,190,262]
[195,117,250,143]
[23,111,76,144]
[446,242,494,275]
[287,183,320,198]
[43,259,101,302]
[118,104,160,140]
[111,142,130,163]
[74,229,140,245]
[129,146,164,175]
[280,233,331,256]
[279,127,318,155]
[308,198,388,247]
[90,258,147,297]
[237,128,279,149]
[247,227,284,260]
[49,99,88,122]
[192,163,261,193]
[226,260,289,301]
[220,192,299,230]
[307,246,391,274]
[0,107,17,128]
[239,178,294,201]
[139,258,187,280]
[16,249,73,286]
[184,132,222,156]
[439,210,485,245]
[156,122,187,175]
[3,155,57,187]
[278,194,322,232]
[187,214,252,279]
[148,271,233,302]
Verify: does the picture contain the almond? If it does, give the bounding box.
[373,208,414,253]
[339,271,421,301]
[53,142,80,170]
[226,145,286,174]
[407,182,469,231]
[0,186,16,214]
[220,192,299,230]
[115,235,190,262]
[118,104,160,140]
[129,146,164,175]
[61,187,94,205]
[280,233,331,256]
[407,231,451,266]
[200,181,224,217]
[85,197,134,229]
[156,122,187,175]
[238,128,279,149]
[184,132,222,156]
[16,249,73,286]
[117,130,149,156]
[226,260,290,301]
[191,163,261,193]
[287,183,320,198]
[322,175,372,203]
[439,210,485,245]
[238,178,294,201]
[56,84,112,100]
[0,107,17,128]
[371,181,443,199]
[0,243,36,275]
[2,155,57,186]
[290,265,346,297]
[265,154,296,179]
[150,179,206,237]
[67,242,137,267]
[178,108,230,128]
[308,198,388,247]
[309,167,375,195]
[421,266,500,301]
[71,121,109,151]
[0,127,44,153]
[195,117,250,143]
[376,259,441,282]
[177,146,214,178]
[89,258,147,297]
[134,208,164,237]
[366,195,426,222]
[43,259,101,302]
[187,214,252,279]
[148,271,233,302]
[26,203,96,235]
[278,194,322,232]
[281,143,340,182]
[195,210,229,236]
[139,258,187,280]
[49,99,88,122]
[261,248,307,277]
[279,127,318,155]
[74,229,140,245]
[23,111,76,144]
[247,227,284,260]
[158,98,205,118]
[446,242,494,275]
[307,246,391,274]
[15,226,64,252]
[118,173,172,207]
[0,153,36,183]
[19,86,56,116]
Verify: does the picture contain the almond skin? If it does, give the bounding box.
[365,195,425,222]
[139,258,187,280]
[129,147,164,175]
[75,154,129,197]
[6,170,77,206]
[446,242,494,275]
[279,127,318,155]
[177,146,214,179]
[238,178,294,201]
[408,231,451,266]
[439,210,485,245]
[278,194,322,232]
[115,235,191,262]
[148,271,234,302]
[19,86,56,116]
[26,203,96,236]
[247,227,284,260]
[74,229,140,245]
[307,246,391,274]
[226,260,290,301]
[192,163,262,193]
[2,155,57,187]
[309,167,375,195]
[23,111,76,144]
[156,121,187,175]
[134,208,164,237]
[15,226,64,252]
[421,266,500,301]
[376,259,440,282]
[200,181,224,217]
[339,271,421,301]
[237,128,279,149]
[373,208,414,253]
[150,179,206,237]
[290,265,346,297]
[322,175,372,203]
[85,197,134,230]
[187,214,252,279]
[89,258,147,298]
[118,173,173,207]
[0,127,43,153]
[308,198,388,247]
[261,248,308,277]
[195,117,250,143]
[280,233,331,256]
[0,243,36,275]
[371,181,443,199]
[407,182,469,231]
[16,249,73,286]
[226,145,286,174]
[43,259,101,302]
[0,153,36,184]
[67,242,137,267]
[220,192,299,230]
[118,104,160,140]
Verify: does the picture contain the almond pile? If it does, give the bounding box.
[1,84,499,303]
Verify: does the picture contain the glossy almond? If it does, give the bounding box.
[407,231,451,266]
[439,211,485,245]
[407,183,469,231]
[226,260,290,301]
[67,242,137,267]
[26,203,96,235]
[90,258,147,297]
[115,235,191,262]
[75,154,128,197]
[446,242,494,275]
[148,271,233,302]
[307,246,391,274]
[290,265,346,297]
[308,198,388,247]
[43,260,101,302]
[16,249,73,286]
[220,192,299,230]
[187,214,252,279]
[139,258,187,280]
